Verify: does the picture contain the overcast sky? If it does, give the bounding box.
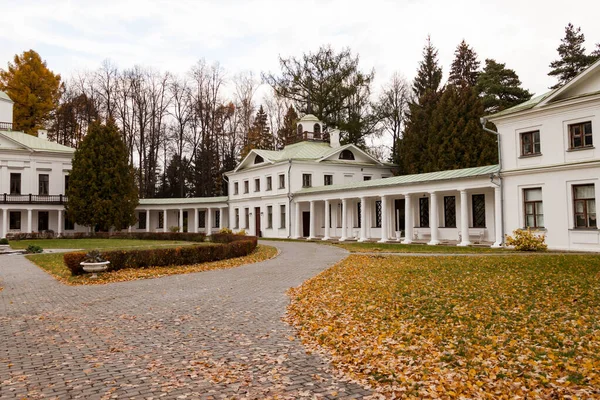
[1,0,600,98]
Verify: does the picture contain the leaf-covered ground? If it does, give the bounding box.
[27,245,278,285]
[331,242,509,254]
[287,254,600,398]
[10,238,197,250]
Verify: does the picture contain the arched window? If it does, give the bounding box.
[339,149,355,160]
[297,124,303,135]
[254,154,264,164]
[313,123,321,135]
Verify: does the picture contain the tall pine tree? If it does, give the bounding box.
[241,105,273,158]
[449,40,480,88]
[548,23,598,89]
[476,59,533,115]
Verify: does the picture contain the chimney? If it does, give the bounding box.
[329,129,340,148]
[37,129,48,140]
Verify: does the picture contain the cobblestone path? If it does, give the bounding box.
[0,241,370,399]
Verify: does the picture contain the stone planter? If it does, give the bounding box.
[80,261,110,278]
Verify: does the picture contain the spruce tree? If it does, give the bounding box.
[412,35,443,98]
[449,40,480,88]
[476,59,533,115]
[241,105,273,158]
[276,106,298,149]
[548,23,597,89]
[66,121,139,232]
[0,50,62,135]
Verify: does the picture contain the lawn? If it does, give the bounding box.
[10,238,198,250]
[287,254,600,398]
[27,244,277,285]
[330,241,509,253]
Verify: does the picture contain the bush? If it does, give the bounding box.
[219,227,233,234]
[505,228,548,251]
[169,226,180,233]
[64,236,258,275]
[9,231,207,243]
[0,238,8,245]
[237,229,247,236]
[26,244,44,254]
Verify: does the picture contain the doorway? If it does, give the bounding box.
[254,207,261,237]
[394,199,405,232]
[302,211,310,237]
[38,211,49,231]
[183,211,188,232]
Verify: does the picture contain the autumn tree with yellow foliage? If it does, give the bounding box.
[0,50,62,135]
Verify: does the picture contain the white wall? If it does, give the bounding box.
[0,97,13,124]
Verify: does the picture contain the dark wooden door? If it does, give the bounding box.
[38,211,49,231]
[183,211,188,232]
[255,207,261,237]
[394,199,405,232]
[302,211,310,237]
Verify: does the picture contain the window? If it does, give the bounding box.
[266,176,272,191]
[138,212,147,229]
[444,196,456,228]
[419,197,429,227]
[244,208,249,229]
[158,212,164,229]
[10,173,21,195]
[521,130,541,156]
[64,215,75,230]
[357,202,362,228]
[524,188,544,228]
[278,174,285,189]
[198,210,206,228]
[302,174,312,188]
[267,206,273,229]
[255,178,260,192]
[39,174,49,195]
[234,182,239,195]
[375,200,382,228]
[313,123,321,138]
[324,174,333,186]
[337,203,343,228]
[214,210,220,228]
[339,149,355,160]
[9,211,21,230]
[244,180,249,194]
[329,203,332,228]
[280,205,286,228]
[363,176,372,181]
[235,209,240,229]
[38,211,49,231]
[472,194,486,228]
[573,184,596,228]
[254,154,264,164]
[569,121,593,149]
[64,175,70,193]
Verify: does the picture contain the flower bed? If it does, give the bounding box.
[64,236,257,275]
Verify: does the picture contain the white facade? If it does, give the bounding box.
[0,91,13,129]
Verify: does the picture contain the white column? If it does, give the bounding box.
[358,197,367,242]
[1,208,7,238]
[379,195,388,243]
[163,209,168,233]
[492,186,503,248]
[294,201,302,239]
[145,209,151,233]
[402,194,413,244]
[308,200,316,240]
[27,209,32,233]
[57,210,63,236]
[428,192,440,245]
[219,207,226,229]
[207,207,213,236]
[194,208,199,233]
[178,208,183,232]
[322,200,330,241]
[340,199,348,241]
[458,189,471,246]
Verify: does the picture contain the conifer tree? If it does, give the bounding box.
[241,105,273,158]
[548,23,597,89]
[0,50,62,135]
[449,40,480,88]
[412,35,443,99]
[66,121,138,232]
[276,106,298,149]
[476,59,532,115]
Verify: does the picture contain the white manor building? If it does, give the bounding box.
[0,58,599,251]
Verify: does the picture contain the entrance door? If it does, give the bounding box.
[183,211,188,232]
[38,211,49,231]
[394,199,405,232]
[302,211,310,237]
[255,207,261,237]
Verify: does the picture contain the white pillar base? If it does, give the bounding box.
[322,236,330,241]
[491,242,503,248]
[427,240,440,246]
[339,236,347,242]
[457,241,471,247]
[378,238,388,243]
[358,238,367,243]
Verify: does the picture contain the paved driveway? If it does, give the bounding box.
[0,241,370,399]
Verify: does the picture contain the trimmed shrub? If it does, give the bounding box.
[26,244,44,254]
[219,227,233,234]
[505,228,548,251]
[9,231,207,243]
[0,238,8,245]
[63,236,258,276]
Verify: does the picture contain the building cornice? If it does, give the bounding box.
[500,159,600,177]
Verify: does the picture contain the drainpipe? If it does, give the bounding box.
[480,117,504,246]
[222,174,229,229]
[286,159,292,238]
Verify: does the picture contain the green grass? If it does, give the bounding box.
[10,238,199,251]
[287,254,600,397]
[330,241,509,253]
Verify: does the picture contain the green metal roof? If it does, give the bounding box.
[488,91,555,119]
[296,164,499,195]
[0,91,12,102]
[254,141,336,162]
[0,130,75,153]
[139,196,228,206]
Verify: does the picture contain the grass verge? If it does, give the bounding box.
[10,238,198,250]
[287,254,600,398]
[27,245,278,285]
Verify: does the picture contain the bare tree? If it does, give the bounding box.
[377,72,410,160]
